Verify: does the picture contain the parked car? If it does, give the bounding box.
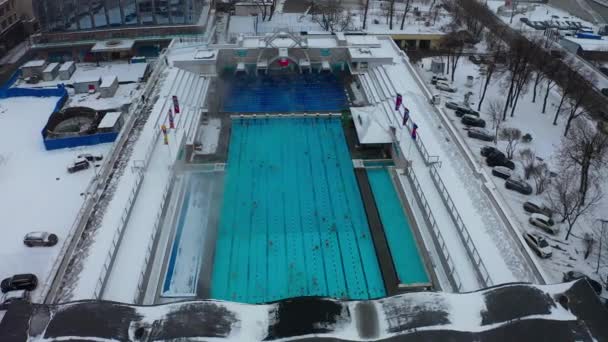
[529,213,558,234]
[491,166,512,179]
[467,128,494,141]
[1,290,30,305]
[445,101,471,112]
[67,159,90,173]
[601,88,608,97]
[23,232,58,247]
[481,146,500,157]
[461,115,486,128]
[1,274,38,293]
[436,83,457,93]
[486,153,515,169]
[468,55,483,64]
[523,232,552,258]
[523,201,553,218]
[455,108,480,117]
[563,271,603,295]
[431,75,448,85]
[77,154,103,162]
[506,178,533,195]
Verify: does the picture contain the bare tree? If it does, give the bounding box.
[530,162,550,195]
[487,99,503,142]
[400,0,413,30]
[519,148,536,180]
[541,61,560,114]
[562,77,597,136]
[499,127,521,159]
[311,0,353,32]
[531,71,544,103]
[477,32,505,111]
[559,118,608,204]
[440,31,466,83]
[546,169,603,240]
[389,0,396,29]
[362,0,370,29]
[501,37,534,120]
[552,58,594,127]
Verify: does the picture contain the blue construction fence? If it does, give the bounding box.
[0,79,119,150]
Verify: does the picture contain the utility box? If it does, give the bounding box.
[73,76,101,94]
[58,61,76,80]
[430,58,445,74]
[99,75,119,98]
[20,60,47,79]
[42,62,60,81]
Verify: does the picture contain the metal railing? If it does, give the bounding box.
[429,164,492,287]
[41,48,170,304]
[402,166,462,292]
[133,168,174,304]
[93,171,143,298]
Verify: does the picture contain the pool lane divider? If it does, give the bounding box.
[354,168,400,296]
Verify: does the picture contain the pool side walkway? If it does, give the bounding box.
[354,169,399,296]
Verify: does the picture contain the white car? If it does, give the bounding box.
[523,232,552,258]
[529,213,558,234]
[436,83,457,93]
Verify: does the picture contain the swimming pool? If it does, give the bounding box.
[221,72,348,113]
[367,168,429,286]
[211,117,385,303]
[162,171,223,297]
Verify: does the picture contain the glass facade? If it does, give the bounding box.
[33,0,203,32]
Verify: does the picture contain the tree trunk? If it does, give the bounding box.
[542,81,551,113]
[532,72,541,103]
[477,67,494,111]
[553,94,566,125]
[389,0,394,30]
[363,0,370,29]
[502,82,514,121]
[510,85,522,117]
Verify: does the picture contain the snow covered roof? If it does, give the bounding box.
[351,106,392,144]
[2,281,605,341]
[91,39,136,53]
[21,59,46,69]
[97,112,121,129]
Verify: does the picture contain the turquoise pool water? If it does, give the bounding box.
[367,168,429,285]
[211,117,385,303]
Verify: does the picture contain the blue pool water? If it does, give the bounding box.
[211,117,385,303]
[222,73,348,113]
[367,168,429,285]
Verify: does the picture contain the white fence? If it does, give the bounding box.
[133,168,175,304]
[402,167,463,292]
[429,164,493,287]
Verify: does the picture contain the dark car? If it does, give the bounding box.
[505,178,533,195]
[491,166,512,179]
[1,274,38,293]
[468,55,483,64]
[77,154,103,162]
[461,115,486,128]
[486,154,515,169]
[23,232,58,247]
[432,75,448,85]
[455,108,480,117]
[601,88,608,97]
[523,201,553,218]
[67,159,90,173]
[468,128,494,141]
[563,271,603,295]
[480,146,504,158]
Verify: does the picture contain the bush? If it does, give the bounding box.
[522,133,533,143]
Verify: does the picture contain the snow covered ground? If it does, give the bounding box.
[0,96,110,301]
[418,55,608,290]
